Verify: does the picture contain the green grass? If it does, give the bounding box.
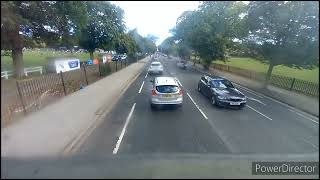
[213,57,319,83]
[1,51,100,71]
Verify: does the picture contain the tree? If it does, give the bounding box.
[159,37,179,56]
[172,1,248,69]
[247,1,319,87]
[79,1,125,60]
[115,33,138,57]
[177,42,192,60]
[128,29,157,55]
[146,34,159,44]
[1,1,87,77]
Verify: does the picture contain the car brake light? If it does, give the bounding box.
[151,89,157,96]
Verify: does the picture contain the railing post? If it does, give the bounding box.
[60,71,67,96]
[116,61,118,72]
[290,78,296,90]
[98,63,102,77]
[83,65,89,85]
[16,81,27,115]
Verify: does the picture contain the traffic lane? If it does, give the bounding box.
[237,87,319,151]
[234,84,319,127]
[164,58,318,133]
[117,63,231,154]
[78,60,152,155]
[163,58,318,153]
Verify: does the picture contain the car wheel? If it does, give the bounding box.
[238,104,245,110]
[151,104,157,110]
[211,96,217,106]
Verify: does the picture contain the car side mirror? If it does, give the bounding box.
[207,83,211,87]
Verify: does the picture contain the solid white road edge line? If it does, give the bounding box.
[246,105,273,121]
[112,103,136,154]
[288,109,319,124]
[138,81,145,94]
[187,92,208,120]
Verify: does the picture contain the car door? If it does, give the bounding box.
[199,76,207,93]
[202,77,211,97]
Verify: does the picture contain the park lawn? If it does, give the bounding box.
[1,51,100,71]
[214,57,319,83]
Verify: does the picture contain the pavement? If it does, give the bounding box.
[193,63,319,117]
[78,55,319,155]
[1,57,149,158]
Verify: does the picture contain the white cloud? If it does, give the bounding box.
[111,1,200,45]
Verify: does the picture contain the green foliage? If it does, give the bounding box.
[79,1,125,54]
[247,1,319,68]
[246,1,319,86]
[172,1,248,69]
[128,29,157,54]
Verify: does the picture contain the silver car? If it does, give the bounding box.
[148,61,163,74]
[150,77,183,109]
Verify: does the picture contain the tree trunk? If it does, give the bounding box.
[263,63,275,88]
[89,51,94,60]
[12,48,24,78]
[10,25,24,78]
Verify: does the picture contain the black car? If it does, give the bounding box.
[197,75,246,108]
[112,55,120,61]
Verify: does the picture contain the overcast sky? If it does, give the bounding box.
[111,1,200,46]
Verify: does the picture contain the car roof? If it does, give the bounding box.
[154,77,178,86]
[203,74,226,81]
[151,61,161,65]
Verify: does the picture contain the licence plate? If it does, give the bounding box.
[162,94,172,97]
[230,102,241,105]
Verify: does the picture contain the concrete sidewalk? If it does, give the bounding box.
[1,58,149,158]
[191,63,319,117]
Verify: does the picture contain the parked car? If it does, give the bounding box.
[120,54,127,60]
[150,76,183,109]
[197,75,246,108]
[112,55,121,61]
[148,61,163,75]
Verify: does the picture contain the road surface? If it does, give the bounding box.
[79,55,319,155]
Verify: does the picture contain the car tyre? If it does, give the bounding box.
[238,104,245,110]
[211,96,217,106]
[151,104,157,110]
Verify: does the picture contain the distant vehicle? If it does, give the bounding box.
[112,55,121,61]
[197,75,246,108]
[148,61,163,75]
[120,54,127,60]
[177,60,187,69]
[150,76,183,109]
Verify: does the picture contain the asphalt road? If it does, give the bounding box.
[79,55,319,155]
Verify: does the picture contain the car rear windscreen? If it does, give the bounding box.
[156,85,179,93]
[151,64,161,66]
